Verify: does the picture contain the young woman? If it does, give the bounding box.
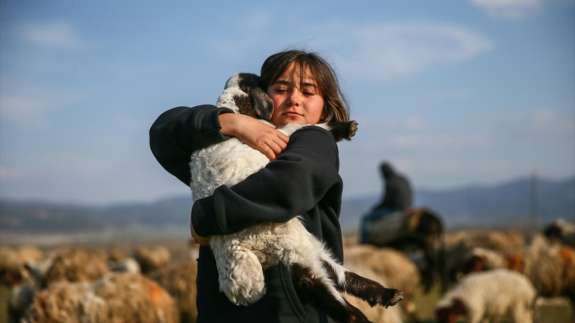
[150,50,351,323]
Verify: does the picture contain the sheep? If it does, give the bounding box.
[4,247,124,322]
[42,248,109,287]
[345,246,420,310]
[543,218,575,247]
[523,235,575,304]
[0,246,43,287]
[22,272,178,323]
[343,263,404,323]
[189,73,402,322]
[444,229,525,255]
[108,257,141,274]
[446,246,507,281]
[0,246,49,322]
[447,235,575,308]
[435,269,536,323]
[361,208,445,292]
[149,259,198,323]
[132,246,171,275]
[443,229,526,285]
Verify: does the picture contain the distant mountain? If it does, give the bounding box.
[1,175,573,234]
[343,175,575,230]
[0,198,193,233]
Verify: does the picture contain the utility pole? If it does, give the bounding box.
[529,171,538,233]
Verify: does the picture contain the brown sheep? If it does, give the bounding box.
[42,248,109,286]
[23,273,178,323]
[133,246,171,275]
[149,259,198,323]
[343,263,404,323]
[444,229,525,254]
[523,235,575,304]
[345,245,419,317]
[0,246,44,286]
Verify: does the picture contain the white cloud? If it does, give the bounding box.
[204,10,275,61]
[470,0,542,19]
[531,108,575,133]
[0,89,80,126]
[18,21,81,48]
[0,95,51,125]
[204,14,493,81]
[312,21,493,81]
[338,106,575,196]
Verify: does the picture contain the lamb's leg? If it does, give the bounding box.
[212,241,266,306]
[320,258,403,308]
[291,263,372,323]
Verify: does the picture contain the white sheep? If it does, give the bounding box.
[435,269,536,323]
[189,73,401,322]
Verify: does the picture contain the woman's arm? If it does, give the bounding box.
[149,105,289,185]
[191,127,340,236]
[149,105,232,185]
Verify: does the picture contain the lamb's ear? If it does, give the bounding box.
[328,120,358,141]
[250,87,273,121]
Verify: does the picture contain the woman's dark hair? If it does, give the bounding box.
[260,50,350,123]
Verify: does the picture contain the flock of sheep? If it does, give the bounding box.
[1,218,574,323]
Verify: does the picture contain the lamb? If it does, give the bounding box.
[435,269,536,323]
[189,73,402,322]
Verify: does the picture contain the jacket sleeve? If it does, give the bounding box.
[149,105,233,185]
[191,126,340,236]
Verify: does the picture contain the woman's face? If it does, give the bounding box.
[267,63,325,128]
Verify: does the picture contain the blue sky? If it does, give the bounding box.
[1,0,574,205]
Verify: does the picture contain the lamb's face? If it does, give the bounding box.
[230,73,273,121]
[217,73,273,121]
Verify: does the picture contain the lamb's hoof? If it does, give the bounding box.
[226,285,266,306]
[365,287,403,308]
[382,288,403,308]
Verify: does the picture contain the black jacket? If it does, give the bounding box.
[149,105,344,323]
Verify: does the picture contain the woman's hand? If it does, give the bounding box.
[219,113,289,160]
